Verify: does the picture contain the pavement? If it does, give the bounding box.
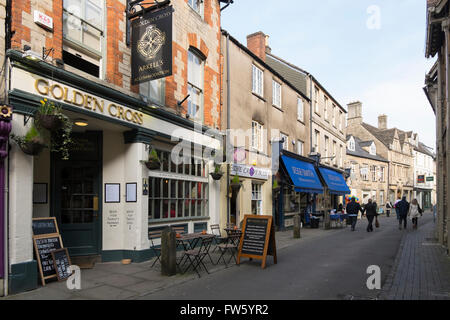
[1,212,450,300]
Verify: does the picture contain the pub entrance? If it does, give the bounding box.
[52,131,102,256]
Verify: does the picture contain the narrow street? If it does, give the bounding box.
[139,214,409,300]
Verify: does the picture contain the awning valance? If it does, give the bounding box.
[317,167,351,196]
[281,155,324,194]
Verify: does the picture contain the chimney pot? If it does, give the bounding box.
[378,114,387,130]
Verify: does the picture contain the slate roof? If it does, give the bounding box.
[414,141,436,158]
[346,136,388,163]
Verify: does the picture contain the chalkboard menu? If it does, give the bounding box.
[51,248,72,281]
[33,235,63,285]
[237,215,277,269]
[32,217,59,237]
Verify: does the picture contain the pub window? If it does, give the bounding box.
[140,79,165,105]
[188,50,204,123]
[148,149,208,222]
[63,0,104,78]
[188,0,203,16]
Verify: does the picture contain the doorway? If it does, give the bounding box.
[52,132,102,256]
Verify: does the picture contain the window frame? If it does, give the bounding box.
[252,64,264,97]
[187,49,205,123]
[297,97,304,122]
[251,121,264,152]
[251,183,263,215]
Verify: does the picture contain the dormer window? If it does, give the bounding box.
[348,137,355,152]
[369,142,376,155]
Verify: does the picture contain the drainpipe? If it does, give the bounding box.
[225,31,231,225]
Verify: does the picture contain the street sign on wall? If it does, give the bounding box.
[426,176,434,182]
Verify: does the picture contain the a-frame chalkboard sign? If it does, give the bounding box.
[32,217,69,286]
[237,215,277,269]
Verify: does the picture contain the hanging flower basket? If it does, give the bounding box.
[210,172,223,180]
[230,182,242,192]
[144,159,161,170]
[35,113,63,131]
[19,140,46,156]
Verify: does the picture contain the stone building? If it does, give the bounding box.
[346,102,415,204]
[220,31,310,229]
[1,0,231,295]
[424,0,449,252]
[345,135,389,208]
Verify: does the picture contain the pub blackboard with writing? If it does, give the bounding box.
[51,248,72,281]
[237,215,277,269]
[32,217,59,237]
[33,235,63,285]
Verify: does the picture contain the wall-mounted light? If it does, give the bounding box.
[74,118,88,127]
[22,45,41,61]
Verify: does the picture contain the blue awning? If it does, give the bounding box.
[281,155,324,194]
[317,167,351,195]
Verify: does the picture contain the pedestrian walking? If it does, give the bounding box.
[364,198,378,232]
[385,201,392,217]
[396,196,410,230]
[345,197,364,231]
[408,199,423,229]
[394,197,401,220]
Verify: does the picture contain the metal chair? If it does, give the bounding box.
[210,224,227,252]
[148,230,162,267]
[182,236,215,277]
[216,233,241,267]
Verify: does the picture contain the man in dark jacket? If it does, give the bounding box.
[364,198,378,232]
[346,197,364,231]
[396,196,410,230]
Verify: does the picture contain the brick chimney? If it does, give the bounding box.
[247,31,270,62]
[347,101,363,125]
[378,114,387,130]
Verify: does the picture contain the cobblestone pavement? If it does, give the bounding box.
[380,213,450,300]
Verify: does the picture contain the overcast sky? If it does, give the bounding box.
[221,0,437,150]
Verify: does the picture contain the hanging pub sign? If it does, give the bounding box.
[131,6,173,85]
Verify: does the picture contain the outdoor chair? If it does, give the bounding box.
[210,224,227,252]
[216,233,241,267]
[182,236,215,278]
[148,230,162,268]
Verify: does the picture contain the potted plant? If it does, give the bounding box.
[35,98,64,131]
[145,149,161,170]
[210,164,223,180]
[11,125,47,156]
[230,174,242,192]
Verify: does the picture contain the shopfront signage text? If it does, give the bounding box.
[231,164,270,180]
[34,10,53,30]
[34,78,144,126]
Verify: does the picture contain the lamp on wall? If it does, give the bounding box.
[74,119,88,127]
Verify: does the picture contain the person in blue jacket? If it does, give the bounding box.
[346,197,365,231]
[396,196,410,230]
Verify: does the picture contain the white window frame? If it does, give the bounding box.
[324,136,329,158]
[187,50,204,123]
[332,104,336,127]
[281,133,289,151]
[272,80,282,108]
[314,130,320,153]
[339,111,343,131]
[370,143,377,155]
[187,0,204,16]
[324,96,329,121]
[314,87,319,114]
[140,78,165,105]
[297,140,304,156]
[251,121,264,152]
[251,183,263,215]
[297,97,304,122]
[348,137,355,152]
[252,64,264,97]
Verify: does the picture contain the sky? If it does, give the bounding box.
[221,0,437,150]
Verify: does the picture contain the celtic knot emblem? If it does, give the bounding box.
[137,25,166,59]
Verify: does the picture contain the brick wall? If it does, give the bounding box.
[10,0,222,129]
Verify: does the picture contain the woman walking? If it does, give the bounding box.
[408,199,423,229]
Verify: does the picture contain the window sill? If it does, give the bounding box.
[272,104,283,112]
[252,92,266,102]
[149,216,210,225]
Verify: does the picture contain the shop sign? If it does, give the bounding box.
[131,6,173,84]
[417,175,425,183]
[34,10,53,31]
[231,164,270,180]
[426,176,434,182]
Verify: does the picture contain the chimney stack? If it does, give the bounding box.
[247,31,270,61]
[378,114,387,130]
[347,101,363,125]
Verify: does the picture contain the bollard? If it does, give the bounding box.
[161,227,177,276]
[293,214,301,238]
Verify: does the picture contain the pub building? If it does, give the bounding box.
[3,49,221,293]
[274,147,350,230]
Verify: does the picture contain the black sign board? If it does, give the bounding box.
[51,248,72,281]
[33,235,63,285]
[237,215,277,269]
[131,6,173,84]
[32,217,59,237]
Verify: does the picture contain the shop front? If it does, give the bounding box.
[277,151,324,230]
[5,50,221,293]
